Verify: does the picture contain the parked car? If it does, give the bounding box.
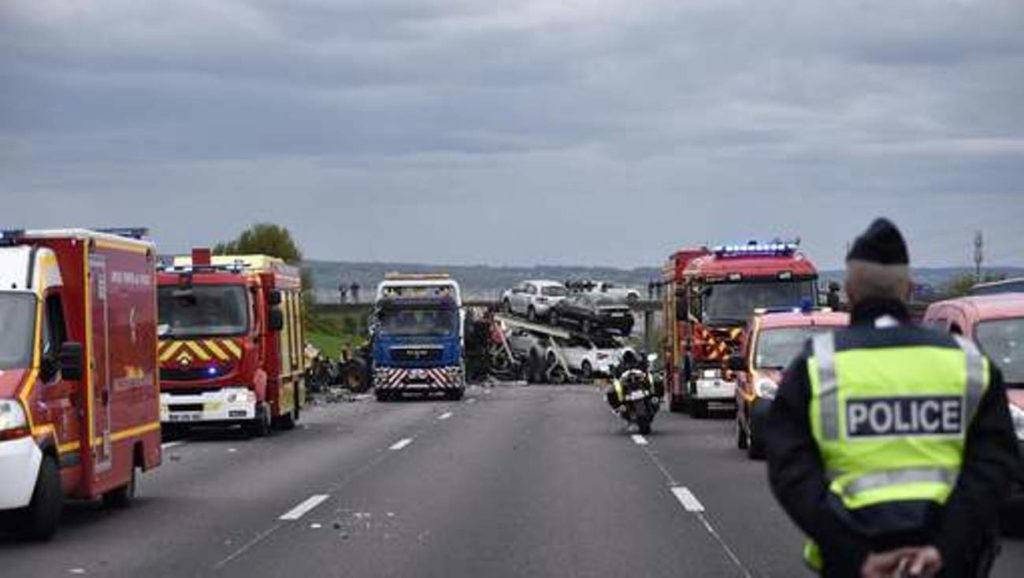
[549,293,634,336]
[729,309,849,460]
[566,280,642,303]
[501,280,568,321]
[923,294,1024,494]
[546,337,634,380]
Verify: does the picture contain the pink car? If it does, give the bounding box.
[923,294,1024,491]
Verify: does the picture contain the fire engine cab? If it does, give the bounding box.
[0,229,161,539]
[662,241,819,417]
[157,250,306,437]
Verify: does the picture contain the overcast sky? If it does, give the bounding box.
[2,0,1022,269]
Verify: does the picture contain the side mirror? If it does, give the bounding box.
[268,308,284,332]
[727,355,747,373]
[267,289,283,306]
[59,342,84,381]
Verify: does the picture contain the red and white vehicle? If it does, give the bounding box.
[157,250,306,436]
[0,229,161,539]
[730,308,848,460]
[662,242,819,417]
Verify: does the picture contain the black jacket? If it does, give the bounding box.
[765,299,1020,578]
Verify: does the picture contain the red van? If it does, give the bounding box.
[0,229,161,539]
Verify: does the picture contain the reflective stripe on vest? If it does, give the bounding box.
[841,466,958,500]
[955,335,987,421]
[812,333,840,441]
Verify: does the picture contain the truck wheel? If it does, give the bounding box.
[527,306,537,321]
[747,422,766,460]
[22,455,62,541]
[448,389,464,401]
[668,393,685,413]
[690,400,709,419]
[502,299,512,313]
[375,390,390,402]
[248,403,272,438]
[102,467,136,509]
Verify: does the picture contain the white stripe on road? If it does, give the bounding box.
[671,486,705,512]
[279,494,330,521]
[389,438,414,451]
[438,412,454,421]
[161,441,184,450]
[631,434,649,446]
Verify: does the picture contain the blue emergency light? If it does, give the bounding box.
[0,229,25,247]
[712,240,799,258]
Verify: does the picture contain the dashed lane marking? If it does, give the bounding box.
[389,438,414,451]
[438,412,454,421]
[279,494,331,521]
[671,486,704,512]
[631,434,649,446]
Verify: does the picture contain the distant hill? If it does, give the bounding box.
[305,260,1024,303]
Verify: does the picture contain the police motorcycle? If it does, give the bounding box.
[606,353,663,435]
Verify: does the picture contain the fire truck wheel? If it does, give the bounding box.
[22,455,62,541]
[102,467,136,509]
[690,400,709,419]
[668,394,685,413]
[447,389,464,401]
[248,403,272,438]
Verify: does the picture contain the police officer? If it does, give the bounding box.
[765,218,1019,578]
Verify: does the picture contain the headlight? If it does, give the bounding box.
[702,369,722,379]
[755,378,779,400]
[0,398,29,433]
[1010,404,1024,442]
[225,388,256,404]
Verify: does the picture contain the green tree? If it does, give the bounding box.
[214,223,303,264]
[944,272,1006,298]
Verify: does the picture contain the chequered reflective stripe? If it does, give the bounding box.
[697,326,742,361]
[375,367,463,389]
[158,339,244,364]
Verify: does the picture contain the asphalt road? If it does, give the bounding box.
[1,383,1021,577]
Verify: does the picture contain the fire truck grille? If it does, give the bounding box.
[161,366,231,381]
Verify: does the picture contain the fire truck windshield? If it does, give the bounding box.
[377,306,458,337]
[0,292,36,369]
[158,285,249,338]
[703,280,815,324]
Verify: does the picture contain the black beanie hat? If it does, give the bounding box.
[846,218,909,265]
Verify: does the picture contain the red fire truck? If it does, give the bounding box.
[157,250,306,437]
[0,229,161,539]
[662,241,819,416]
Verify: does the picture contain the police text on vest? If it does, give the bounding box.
[846,396,963,437]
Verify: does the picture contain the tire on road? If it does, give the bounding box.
[581,360,593,381]
[21,454,62,541]
[247,402,272,438]
[102,466,136,509]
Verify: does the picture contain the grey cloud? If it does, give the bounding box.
[1,0,1022,269]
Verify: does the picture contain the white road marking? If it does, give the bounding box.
[671,486,705,512]
[389,438,414,451]
[279,494,331,521]
[161,441,184,450]
[631,434,649,446]
[438,412,453,421]
[466,398,476,404]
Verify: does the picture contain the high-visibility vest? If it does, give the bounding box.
[802,332,989,572]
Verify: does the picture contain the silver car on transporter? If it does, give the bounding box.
[501,280,569,321]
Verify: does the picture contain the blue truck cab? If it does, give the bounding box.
[371,274,465,401]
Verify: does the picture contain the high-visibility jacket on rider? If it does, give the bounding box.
[766,299,1019,578]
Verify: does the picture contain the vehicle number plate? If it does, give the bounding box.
[168,412,202,423]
